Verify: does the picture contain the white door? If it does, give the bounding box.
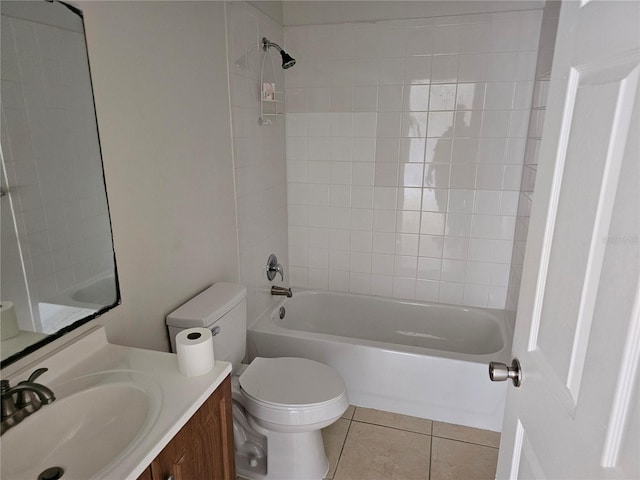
[495,1,640,479]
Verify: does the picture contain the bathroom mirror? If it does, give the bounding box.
[1,0,119,366]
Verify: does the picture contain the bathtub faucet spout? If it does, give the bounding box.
[271,286,293,298]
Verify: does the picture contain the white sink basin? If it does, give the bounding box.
[1,378,154,480]
[0,326,232,479]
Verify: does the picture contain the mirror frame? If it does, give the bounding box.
[1,1,121,369]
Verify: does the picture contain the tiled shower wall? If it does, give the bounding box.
[506,2,560,315]
[225,2,289,325]
[284,10,542,308]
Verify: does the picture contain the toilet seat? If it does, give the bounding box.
[239,357,348,429]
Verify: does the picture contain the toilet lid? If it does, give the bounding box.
[239,357,346,407]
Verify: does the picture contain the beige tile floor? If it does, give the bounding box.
[239,405,500,480]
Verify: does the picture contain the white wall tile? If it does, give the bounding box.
[351,185,374,208]
[308,268,329,289]
[371,274,393,297]
[373,209,397,232]
[329,248,350,270]
[448,189,474,213]
[329,184,351,207]
[353,112,378,137]
[286,113,308,136]
[399,187,423,211]
[463,284,490,307]
[395,233,419,256]
[350,272,372,294]
[443,237,469,260]
[329,269,350,291]
[308,227,329,248]
[442,259,467,282]
[439,281,464,304]
[372,253,395,275]
[379,57,406,85]
[308,113,331,136]
[350,251,372,273]
[373,232,396,254]
[405,56,432,85]
[308,137,332,161]
[417,257,442,280]
[432,54,459,84]
[429,84,457,111]
[392,276,416,299]
[405,27,433,56]
[351,208,374,231]
[308,247,329,268]
[352,137,377,162]
[329,228,350,250]
[351,230,373,252]
[415,279,440,302]
[378,85,404,111]
[328,206,350,229]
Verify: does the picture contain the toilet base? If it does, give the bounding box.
[235,417,329,480]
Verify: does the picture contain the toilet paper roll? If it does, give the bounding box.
[175,327,215,377]
[1,302,20,341]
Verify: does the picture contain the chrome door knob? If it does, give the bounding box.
[489,358,522,387]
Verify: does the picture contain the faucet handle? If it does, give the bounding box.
[266,254,285,282]
[25,368,48,383]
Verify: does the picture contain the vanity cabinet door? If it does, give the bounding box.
[148,375,235,480]
[137,466,153,480]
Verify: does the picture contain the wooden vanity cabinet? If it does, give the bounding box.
[137,375,235,480]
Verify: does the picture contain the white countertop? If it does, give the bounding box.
[1,326,232,479]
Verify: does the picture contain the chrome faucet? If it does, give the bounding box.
[271,286,293,298]
[266,254,284,281]
[1,368,55,435]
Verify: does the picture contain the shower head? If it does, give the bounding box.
[280,51,296,69]
[262,37,296,69]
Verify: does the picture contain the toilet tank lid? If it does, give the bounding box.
[166,282,247,328]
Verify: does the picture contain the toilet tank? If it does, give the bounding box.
[166,282,247,370]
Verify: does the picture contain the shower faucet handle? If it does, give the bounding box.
[266,254,284,281]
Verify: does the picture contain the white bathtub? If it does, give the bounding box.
[247,290,512,432]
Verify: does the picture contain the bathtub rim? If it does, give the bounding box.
[250,289,514,366]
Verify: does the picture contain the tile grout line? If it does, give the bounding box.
[330,416,354,480]
[428,418,434,480]
[350,419,432,436]
[431,433,500,450]
[349,419,499,450]
[428,426,434,480]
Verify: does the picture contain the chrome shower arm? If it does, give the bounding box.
[262,37,283,53]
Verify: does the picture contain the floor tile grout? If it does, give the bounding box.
[350,418,431,436]
[428,427,433,480]
[348,419,499,450]
[330,417,353,480]
[431,434,500,450]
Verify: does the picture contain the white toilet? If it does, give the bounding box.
[166,282,349,480]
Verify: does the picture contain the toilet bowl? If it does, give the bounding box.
[166,283,349,480]
[233,357,348,479]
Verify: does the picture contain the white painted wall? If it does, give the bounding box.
[77,1,239,352]
[248,1,284,25]
[283,1,544,26]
